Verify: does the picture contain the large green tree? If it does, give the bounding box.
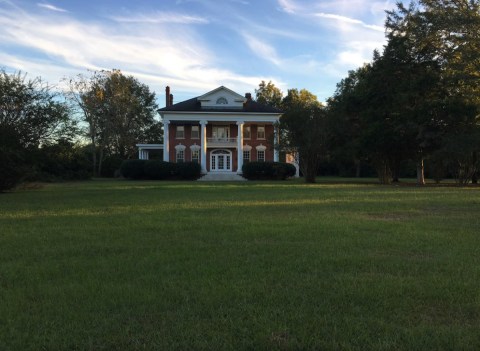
[0,69,75,190]
[255,80,283,109]
[66,70,161,176]
[279,88,326,183]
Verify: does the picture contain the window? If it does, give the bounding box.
[191,125,199,139]
[191,149,199,163]
[257,125,265,139]
[257,150,265,162]
[243,150,250,163]
[176,125,184,139]
[216,97,228,104]
[176,149,184,163]
[243,126,251,139]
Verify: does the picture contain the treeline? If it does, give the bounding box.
[0,69,162,191]
[267,0,480,184]
[1,0,479,190]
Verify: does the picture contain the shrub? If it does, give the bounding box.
[0,147,25,192]
[144,160,174,180]
[175,162,202,180]
[242,162,295,180]
[120,159,146,179]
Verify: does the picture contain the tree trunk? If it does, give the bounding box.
[354,159,361,178]
[416,158,425,185]
[472,151,478,184]
[98,148,104,177]
[392,160,400,183]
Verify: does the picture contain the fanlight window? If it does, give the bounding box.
[212,149,230,155]
[216,97,228,105]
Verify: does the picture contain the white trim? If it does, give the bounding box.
[175,144,186,151]
[210,149,233,172]
[243,144,252,152]
[163,120,170,162]
[256,144,267,152]
[190,144,201,151]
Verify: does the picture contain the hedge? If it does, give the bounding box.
[120,160,202,180]
[242,161,296,180]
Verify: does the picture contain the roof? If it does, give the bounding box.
[159,97,282,113]
[158,86,282,113]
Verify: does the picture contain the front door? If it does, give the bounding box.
[211,150,232,172]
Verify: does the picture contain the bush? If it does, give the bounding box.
[0,147,25,192]
[144,160,174,180]
[242,162,296,180]
[175,162,202,180]
[120,159,146,179]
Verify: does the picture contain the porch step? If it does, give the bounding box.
[198,173,247,182]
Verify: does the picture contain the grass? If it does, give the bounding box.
[1,178,479,350]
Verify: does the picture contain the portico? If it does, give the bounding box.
[139,85,282,175]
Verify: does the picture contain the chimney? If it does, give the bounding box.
[245,92,252,101]
[169,94,173,107]
[165,86,170,107]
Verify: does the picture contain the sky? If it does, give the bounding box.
[0,0,405,106]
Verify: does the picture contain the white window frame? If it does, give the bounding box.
[191,125,200,139]
[257,125,265,140]
[243,126,251,139]
[257,150,265,162]
[243,150,250,163]
[175,144,186,163]
[176,125,185,139]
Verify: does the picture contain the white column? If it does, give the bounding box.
[138,148,142,159]
[163,120,170,162]
[237,121,244,173]
[200,120,208,173]
[144,150,149,160]
[274,124,279,162]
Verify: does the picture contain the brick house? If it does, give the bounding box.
[137,86,282,175]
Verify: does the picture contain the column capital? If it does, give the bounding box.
[163,119,170,125]
[199,120,208,125]
[236,121,245,126]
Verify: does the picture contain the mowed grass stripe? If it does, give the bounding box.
[0,180,479,350]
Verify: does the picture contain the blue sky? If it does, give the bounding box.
[0,0,404,106]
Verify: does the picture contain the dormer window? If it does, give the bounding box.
[216,97,228,105]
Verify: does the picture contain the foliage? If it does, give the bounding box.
[255,80,283,109]
[65,70,161,177]
[119,159,146,180]
[242,161,296,180]
[174,162,202,180]
[32,140,91,181]
[144,160,175,180]
[0,146,25,192]
[0,70,76,149]
[279,89,326,183]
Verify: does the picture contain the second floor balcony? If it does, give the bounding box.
[207,137,237,147]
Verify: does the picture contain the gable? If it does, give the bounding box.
[197,86,246,109]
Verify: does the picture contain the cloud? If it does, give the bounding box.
[37,2,68,12]
[0,3,271,103]
[241,33,282,66]
[315,12,384,32]
[277,0,298,14]
[111,12,209,24]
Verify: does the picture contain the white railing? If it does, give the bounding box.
[207,137,237,145]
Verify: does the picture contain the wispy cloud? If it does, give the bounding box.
[241,33,282,66]
[315,12,384,32]
[111,12,209,24]
[277,0,298,14]
[37,2,68,12]
[0,3,269,101]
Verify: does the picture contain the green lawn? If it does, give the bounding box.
[1,179,479,350]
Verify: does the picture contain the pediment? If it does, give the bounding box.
[197,86,246,109]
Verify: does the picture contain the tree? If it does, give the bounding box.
[279,89,326,183]
[0,69,75,190]
[255,80,283,109]
[385,0,480,184]
[66,70,161,176]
